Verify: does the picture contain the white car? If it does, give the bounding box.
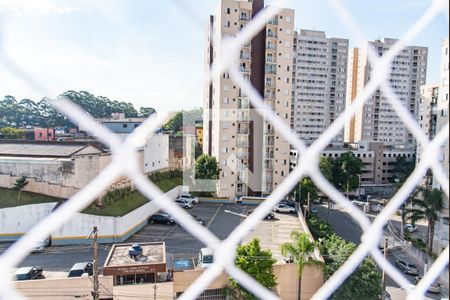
[31,238,51,253]
[273,204,296,213]
[177,194,199,204]
[404,224,418,233]
[175,199,193,209]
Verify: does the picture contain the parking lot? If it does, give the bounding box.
[2,202,299,275]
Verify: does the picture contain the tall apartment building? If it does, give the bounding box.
[203,0,294,198]
[417,38,449,254]
[292,30,349,145]
[345,39,428,146]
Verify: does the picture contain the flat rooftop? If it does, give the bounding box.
[104,242,166,268]
[243,212,322,264]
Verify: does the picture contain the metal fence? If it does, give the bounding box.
[0,0,449,299]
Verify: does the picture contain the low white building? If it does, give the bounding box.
[143,134,170,174]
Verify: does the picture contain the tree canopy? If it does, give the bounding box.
[0,92,156,128]
[230,239,277,299]
[194,154,220,180]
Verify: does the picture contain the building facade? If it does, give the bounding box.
[203,0,294,198]
[346,39,428,146]
[417,38,449,254]
[143,134,170,174]
[292,30,349,145]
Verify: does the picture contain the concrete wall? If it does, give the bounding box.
[0,154,111,198]
[0,186,182,244]
[13,276,113,300]
[173,269,228,295]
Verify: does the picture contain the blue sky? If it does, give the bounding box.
[0,0,447,117]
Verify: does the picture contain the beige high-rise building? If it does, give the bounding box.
[203,0,294,198]
[417,38,449,254]
[345,39,428,146]
[292,30,349,145]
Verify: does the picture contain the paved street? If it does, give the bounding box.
[315,205,447,300]
[1,203,253,274]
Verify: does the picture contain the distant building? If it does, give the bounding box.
[103,242,166,286]
[204,0,294,198]
[169,135,195,170]
[417,37,449,254]
[33,128,55,141]
[291,141,416,197]
[144,134,170,174]
[195,121,203,147]
[346,38,428,146]
[0,141,110,198]
[79,113,146,137]
[292,29,349,145]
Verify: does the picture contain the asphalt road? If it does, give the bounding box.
[0,202,250,273]
[315,205,446,300]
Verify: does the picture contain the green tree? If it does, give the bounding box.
[322,234,382,299]
[332,152,363,194]
[12,176,29,204]
[139,107,156,118]
[163,111,183,133]
[194,154,220,179]
[391,155,416,184]
[299,177,319,208]
[281,231,322,300]
[406,187,444,252]
[230,239,277,299]
[0,127,26,139]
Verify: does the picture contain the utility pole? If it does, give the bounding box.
[381,237,388,298]
[346,179,350,199]
[88,227,99,300]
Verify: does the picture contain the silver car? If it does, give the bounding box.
[395,260,419,275]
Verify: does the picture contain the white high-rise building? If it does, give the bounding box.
[417,37,449,254]
[292,30,349,145]
[346,38,428,146]
[203,0,294,198]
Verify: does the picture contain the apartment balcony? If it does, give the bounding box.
[264,161,274,170]
[237,114,250,122]
[264,138,275,146]
[266,44,277,51]
[265,128,274,135]
[236,152,249,159]
[237,128,249,135]
[265,58,276,64]
[266,33,277,39]
[240,15,250,22]
[265,82,275,88]
[237,163,248,171]
[265,67,276,75]
[240,53,251,61]
[268,19,278,26]
[240,67,251,74]
[264,151,274,159]
[236,140,250,147]
[238,99,250,109]
[264,93,275,99]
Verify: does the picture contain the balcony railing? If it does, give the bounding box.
[236,152,248,159]
[264,152,274,159]
[237,114,250,121]
[237,140,250,147]
[265,139,275,146]
[240,67,251,73]
[237,128,249,135]
[240,53,251,60]
[266,44,277,51]
[265,128,274,134]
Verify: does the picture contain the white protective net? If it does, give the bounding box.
[0,0,449,299]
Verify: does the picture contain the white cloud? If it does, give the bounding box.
[0,0,88,16]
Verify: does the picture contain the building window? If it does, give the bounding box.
[123,124,128,128]
[225,8,231,14]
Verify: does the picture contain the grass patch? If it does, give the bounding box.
[0,188,61,209]
[154,177,183,192]
[83,176,183,217]
[82,190,149,217]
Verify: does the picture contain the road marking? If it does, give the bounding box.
[207,204,223,228]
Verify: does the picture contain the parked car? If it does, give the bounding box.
[273,204,296,213]
[279,199,296,207]
[68,262,93,278]
[31,238,51,253]
[404,224,418,233]
[175,199,193,209]
[149,213,176,225]
[246,209,275,220]
[395,260,419,275]
[15,267,45,281]
[414,276,442,294]
[199,248,214,268]
[177,194,199,204]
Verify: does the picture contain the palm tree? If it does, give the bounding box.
[281,231,322,300]
[406,187,444,253]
